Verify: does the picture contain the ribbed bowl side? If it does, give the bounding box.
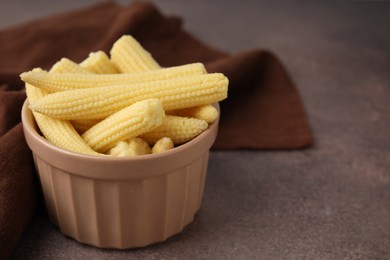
[34,151,210,249]
[33,154,59,227]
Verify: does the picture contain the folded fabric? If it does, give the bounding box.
[0,87,38,259]
[0,2,313,258]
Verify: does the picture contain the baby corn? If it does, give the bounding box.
[21,33,228,156]
[20,63,207,92]
[26,84,99,156]
[167,104,219,123]
[29,73,228,120]
[81,98,165,153]
[51,58,103,133]
[108,137,151,157]
[141,115,208,145]
[152,137,174,154]
[49,58,93,74]
[26,67,99,155]
[110,35,160,73]
[80,51,118,74]
[71,119,101,134]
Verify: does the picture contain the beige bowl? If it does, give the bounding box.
[21,100,219,249]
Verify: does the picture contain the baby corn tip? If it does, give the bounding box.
[143,98,165,125]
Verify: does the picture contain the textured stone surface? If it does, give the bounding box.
[3,1,390,259]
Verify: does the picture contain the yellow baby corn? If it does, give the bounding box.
[81,98,165,153]
[168,104,219,123]
[110,35,160,73]
[29,73,228,120]
[152,137,174,154]
[71,119,101,134]
[141,115,208,145]
[25,83,100,156]
[20,63,206,92]
[108,137,151,157]
[51,58,102,133]
[49,58,93,74]
[24,69,47,101]
[80,51,118,74]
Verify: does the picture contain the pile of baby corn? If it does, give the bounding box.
[20,35,228,157]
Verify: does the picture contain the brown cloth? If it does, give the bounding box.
[0,1,312,258]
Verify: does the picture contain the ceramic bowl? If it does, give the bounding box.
[21,100,219,249]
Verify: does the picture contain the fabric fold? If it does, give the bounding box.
[0,124,37,259]
[206,50,312,149]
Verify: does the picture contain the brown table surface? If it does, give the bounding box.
[2,1,390,259]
